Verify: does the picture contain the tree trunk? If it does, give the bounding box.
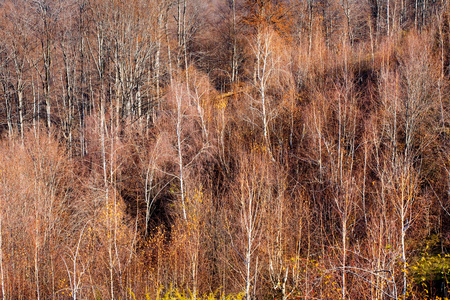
[231,0,238,83]
[176,85,187,220]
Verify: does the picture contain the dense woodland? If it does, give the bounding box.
[1,0,450,299]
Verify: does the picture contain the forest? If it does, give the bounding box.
[0,0,450,299]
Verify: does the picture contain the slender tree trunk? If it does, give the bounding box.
[255,28,274,160]
[415,0,419,30]
[9,48,25,140]
[166,12,173,84]
[244,190,254,300]
[422,0,427,28]
[154,12,163,123]
[439,18,446,136]
[79,3,87,156]
[32,76,38,137]
[0,193,5,300]
[376,0,382,38]
[34,173,41,300]
[401,196,407,298]
[183,0,189,87]
[308,0,313,56]
[2,85,12,137]
[245,224,252,300]
[62,47,73,155]
[144,159,155,236]
[176,86,187,220]
[43,35,51,133]
[17,86,24,140]
[177,0,182,68]
[231,0,238,83]
[342,214,347,300]
[387,0,390,36]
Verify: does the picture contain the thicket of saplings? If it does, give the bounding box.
[0,0,450,299]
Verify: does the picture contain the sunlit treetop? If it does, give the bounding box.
[242,0,293,36]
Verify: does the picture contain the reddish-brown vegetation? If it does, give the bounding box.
[0,0,450,299]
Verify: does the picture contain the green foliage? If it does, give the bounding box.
[411,235,450,298]
[412,254,450,283]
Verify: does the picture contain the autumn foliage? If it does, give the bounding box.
[0,0,450,299]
